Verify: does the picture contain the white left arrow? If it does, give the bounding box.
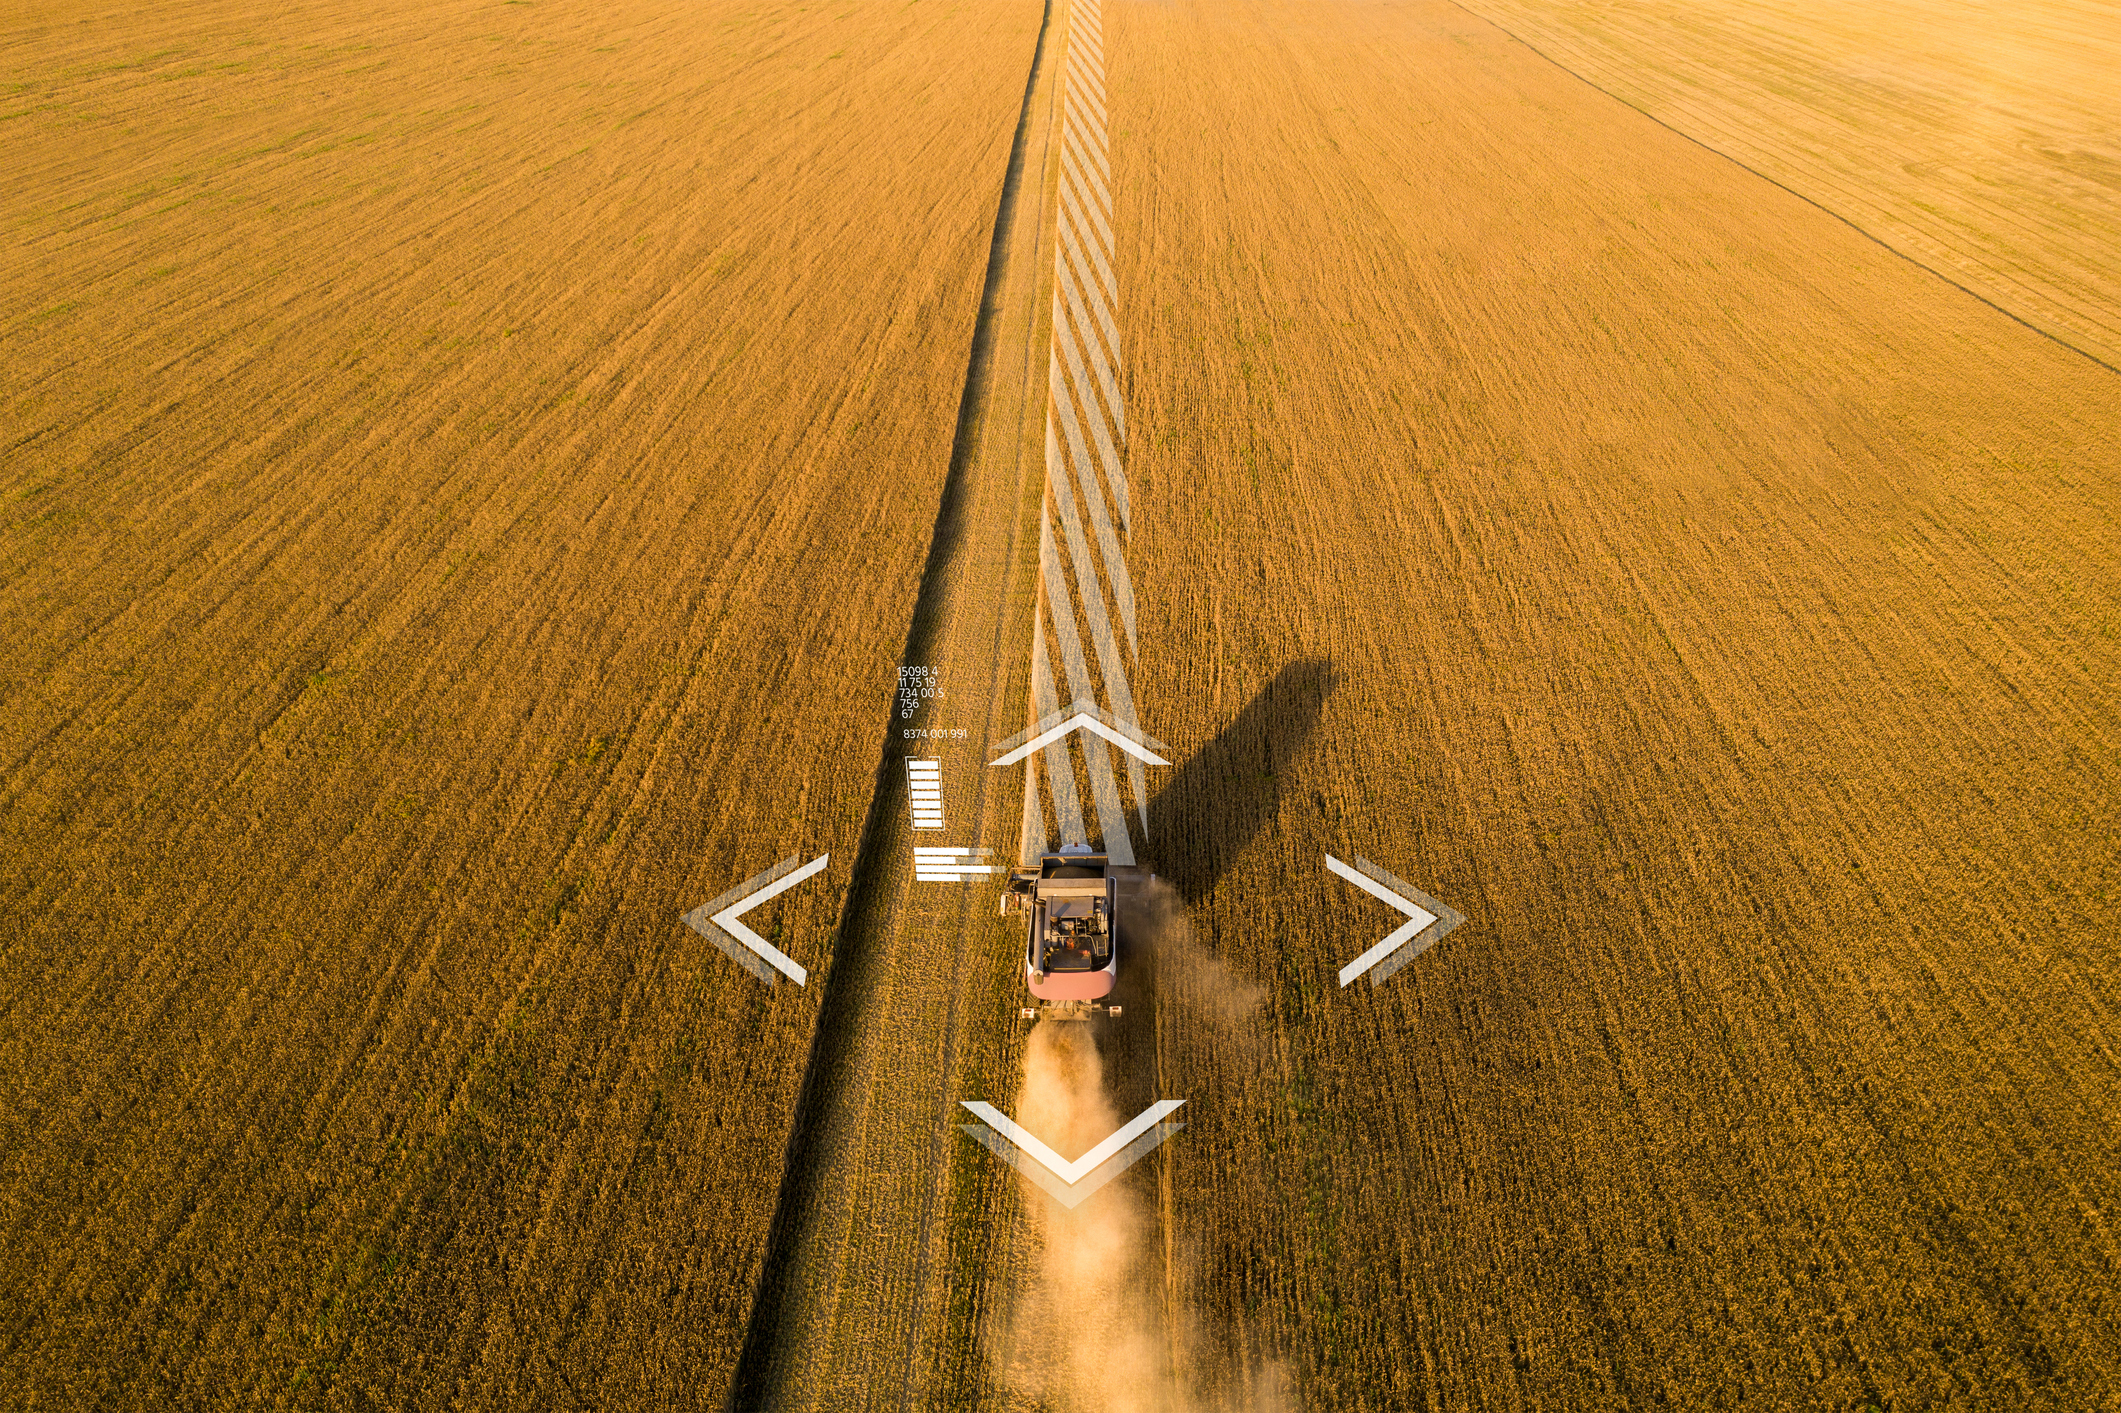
[681,854,828,985]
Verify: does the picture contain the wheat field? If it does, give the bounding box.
[1117,0,2121,1406]
[0,0,1036,1403]
[5,0,2118,1406]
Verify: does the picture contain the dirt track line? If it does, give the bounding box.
[723,1,1061,1405]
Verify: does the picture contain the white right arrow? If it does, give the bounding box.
[1328,855,1465,987]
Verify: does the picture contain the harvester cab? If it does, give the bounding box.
[1000,847,1127,1021]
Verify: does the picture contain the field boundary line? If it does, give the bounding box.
[1449,0,2121,381]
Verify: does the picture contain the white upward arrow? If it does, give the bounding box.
[1328,854,1463,987]
[990,712,1170,767]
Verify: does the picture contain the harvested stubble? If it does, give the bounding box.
[0,0,1036,1405]
[1111,0,2121,1407]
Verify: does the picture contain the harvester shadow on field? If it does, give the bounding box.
[1145,657,1336,905]
[1103,659,1335,1115]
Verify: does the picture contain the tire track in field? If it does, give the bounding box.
[1019,0,1155,867]
[989,9,1222,1408]
[725,1,1062,1406]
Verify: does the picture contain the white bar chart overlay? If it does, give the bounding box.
[907,758,945,830]
[914,848,995,883]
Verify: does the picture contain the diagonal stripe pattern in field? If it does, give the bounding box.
[1021,0,1150,868]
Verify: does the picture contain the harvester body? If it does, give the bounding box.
[1000,849,1125,1020]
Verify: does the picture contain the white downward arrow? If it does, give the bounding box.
[961,1098,1185,1184]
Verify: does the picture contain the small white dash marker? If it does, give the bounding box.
[914,847,995,882]
[907,758,945,830]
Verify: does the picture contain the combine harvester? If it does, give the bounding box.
[999,845,1139,1021]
